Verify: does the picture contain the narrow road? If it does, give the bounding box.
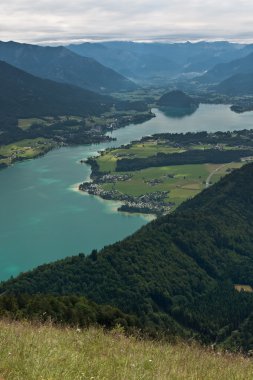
[205,164,228,188]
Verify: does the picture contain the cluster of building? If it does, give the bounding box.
[79,183,128,201]
[79,181,173,216]
[97,174,132,183]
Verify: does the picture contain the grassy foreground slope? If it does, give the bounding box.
[0,321,253,380]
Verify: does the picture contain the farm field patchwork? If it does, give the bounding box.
[93,138,246,208]
[100,162,244,206]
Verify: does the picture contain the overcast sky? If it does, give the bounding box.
[0,0,253,45]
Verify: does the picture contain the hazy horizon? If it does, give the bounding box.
[0,38,251,48]
[0,0,253,45]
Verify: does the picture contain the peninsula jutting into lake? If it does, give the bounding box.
[1,104,253,280]
[79,128,253,216]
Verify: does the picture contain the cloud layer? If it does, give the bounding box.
[1,0,253,44]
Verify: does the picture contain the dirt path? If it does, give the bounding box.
[205,164,228,188]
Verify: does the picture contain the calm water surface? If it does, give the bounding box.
[0,105,253,280]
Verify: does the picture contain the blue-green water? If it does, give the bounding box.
[0,104,253,280]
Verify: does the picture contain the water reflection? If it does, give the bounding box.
[159,106,198,119]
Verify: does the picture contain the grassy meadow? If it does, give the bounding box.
[18,116,84,131]
[18,118,49,131]
[96,140,244,207]
[0,321,252,380]
[0,138,55,166]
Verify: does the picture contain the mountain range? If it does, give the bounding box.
[68,41,253,83]
[1,39,253,95]
[0,41,137,93]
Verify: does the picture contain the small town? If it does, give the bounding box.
[79,181,173,216]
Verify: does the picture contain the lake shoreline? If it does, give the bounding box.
[0,111,156,172]
[1,104,253,280]
[71,182,157,221]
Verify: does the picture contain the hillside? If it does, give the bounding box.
[0,294,136,329]
[3,162,253,349]
[0,41,137,93]
[0,60,112,118]
[0,60,113,145]
[198,51,253,84]
[216,72,253,95]
[1,321,252,380]
[157,90,199,108]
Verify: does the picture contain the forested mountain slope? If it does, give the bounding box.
[0,60,113,144]
[157,90,198,108]
[198,51,253,83]
[2,163,253,347]
[0,60,112,118]
[216,72,253,95]
[0,41,137,93]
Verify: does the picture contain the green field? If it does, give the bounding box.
[100,163,243,206]
[97,141,186,172]
[18,116,84,131]
[18,118,48,130]
[111,87,163,103]
[18,110,152,133]
[0,138,56,165]
[95,140,245,207]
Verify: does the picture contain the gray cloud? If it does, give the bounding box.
[0,0,253,44]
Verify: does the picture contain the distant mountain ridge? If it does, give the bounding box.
[0,41,137,93]
[68,41,253,83]
[216,72,253,95]
[198,51,253,84]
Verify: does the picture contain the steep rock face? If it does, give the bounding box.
[0,41,137,93]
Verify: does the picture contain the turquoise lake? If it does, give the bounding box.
[0,104,253,280]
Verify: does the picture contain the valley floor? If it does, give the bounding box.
[0,321,252,380]
[81,131,253,215]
